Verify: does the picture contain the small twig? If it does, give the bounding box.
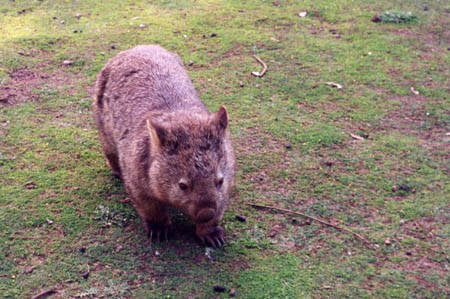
[120,197,132,203]
[251,55,267,77]
[349,133,364,141]
[247,203,374,249]
[24,265,37,274]
[31,288,56,299]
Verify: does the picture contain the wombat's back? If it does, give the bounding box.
[94,45,207,132]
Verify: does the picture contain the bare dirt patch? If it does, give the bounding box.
[0,68,40,105]
[378,94,447,150]
[388,27,450,51]
[401,216,444,241]
[0,64,84,106]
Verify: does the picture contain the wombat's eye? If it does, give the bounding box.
[179,182,188,191]
[216,177,224,188]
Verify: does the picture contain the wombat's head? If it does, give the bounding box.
[146,106,234,225]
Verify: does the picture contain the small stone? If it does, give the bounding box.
[0,95,10,103]
[298,11,307,18]
[60,20,65,24]
[255,84,261,89]
[384,238,391,245]
[283,241,296,249]
[75,13,82,19]
[371,14,381,23]
[46,218,53,225]
[239,81,244,87]
[235,215,246,222]
[17,50,26,55]
[100,52,105,56]
[139,24,146,28]
[155,250,160,257]
[229,288,236,297]
[24,265,36,274]
[205,247,214,262]
[406,250,412,256]
[210,33,217,37]
[63,60,73,66]
[213,285,226,293]
[25,181,36,189]
[188,60,194,66]
[392,185,397,192]
[268,230,277,238]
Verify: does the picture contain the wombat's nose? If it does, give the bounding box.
[196,208,215,223]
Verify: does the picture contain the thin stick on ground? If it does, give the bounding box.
[247,203,374,249]
[31,288,56,299]
[251,55,267,77]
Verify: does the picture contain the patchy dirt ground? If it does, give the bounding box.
[0,61,85,105]
[0,0,449,298]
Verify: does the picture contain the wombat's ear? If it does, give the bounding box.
[146,119,165,153]
[212,106,228,134]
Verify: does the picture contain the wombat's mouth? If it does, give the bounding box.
[196,208,215,223]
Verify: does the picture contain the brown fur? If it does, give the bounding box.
[92,45,235,247]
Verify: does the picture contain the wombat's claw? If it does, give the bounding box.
[202,235,224,248]
[204,236,224,248]
[199,227,225,248]
[146,222,169,244]
[164,228,169,243]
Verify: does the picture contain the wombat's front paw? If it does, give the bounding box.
[196,225,225,248]
[145,221,170,243]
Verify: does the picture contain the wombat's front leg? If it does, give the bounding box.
[196,223,225,248]
[134,199,171,243]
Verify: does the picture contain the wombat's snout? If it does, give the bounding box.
[196,208,215,223]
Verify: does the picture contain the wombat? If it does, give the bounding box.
[93,45,235,247]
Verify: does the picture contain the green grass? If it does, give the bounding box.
[1,0,449,297]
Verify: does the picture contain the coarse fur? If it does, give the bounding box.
[93,45,235,247]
